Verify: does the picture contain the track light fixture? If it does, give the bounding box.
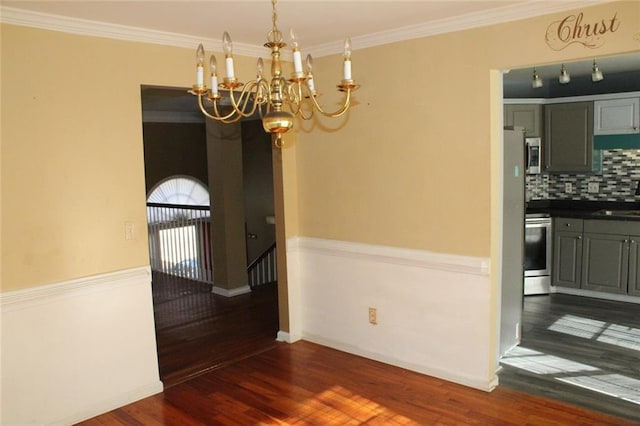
[591,59,604,82]
[531,68,543,88]
[558,64,570,84]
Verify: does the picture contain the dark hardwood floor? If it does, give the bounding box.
[152,272,279,387]
[79,340,636,425]
[500,293,640,423]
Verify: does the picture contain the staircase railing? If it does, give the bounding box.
[247,242,277,290]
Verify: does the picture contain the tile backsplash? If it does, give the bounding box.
[526,149,640,202]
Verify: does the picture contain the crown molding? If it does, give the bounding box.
[308,0,611,57]
[1,1,612,58]
[0,6,266,57]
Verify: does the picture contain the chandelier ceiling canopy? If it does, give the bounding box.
[190,0,359,148]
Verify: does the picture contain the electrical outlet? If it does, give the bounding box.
[588,182,599,193]
[564,182,573,193]
[368,307,377,325]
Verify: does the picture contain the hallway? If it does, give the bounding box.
[152,272,279,387]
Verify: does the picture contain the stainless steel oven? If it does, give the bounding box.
[524,213,552,295]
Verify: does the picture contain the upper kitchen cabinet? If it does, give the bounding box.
[544,102,593,173]
[504,104,543,137]
[594,97,640,135]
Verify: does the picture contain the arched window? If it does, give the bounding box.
[148,176,209,206]
[146,176,213,283]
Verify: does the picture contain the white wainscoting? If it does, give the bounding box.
[285,237,497,391]
[0,266,163,425]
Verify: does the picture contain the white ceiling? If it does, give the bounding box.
[0,0,607,56]
[4,0,636,97]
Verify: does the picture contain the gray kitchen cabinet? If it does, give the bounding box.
[582,220,640,295]
[628,236,640,296]
[594,97,640,135]
[544,102,593,172]
[504,104,543,137]
[552,218,583,289]
[581,233,628,294]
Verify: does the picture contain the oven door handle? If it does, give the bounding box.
[526,219,551,226]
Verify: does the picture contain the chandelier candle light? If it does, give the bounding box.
[190,0,359,148]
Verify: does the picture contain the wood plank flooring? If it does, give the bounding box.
[500,293,640,423]
[152,272,279,387]
[79,340,636,425]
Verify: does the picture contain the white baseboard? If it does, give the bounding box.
[304,333,498,392]
[210,284,251,297]
[552,286,640,304]
[285,237,497,392]
[0,266,163,425]
[276,330,302,343]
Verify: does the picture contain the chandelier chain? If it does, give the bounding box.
[268,0,283,44]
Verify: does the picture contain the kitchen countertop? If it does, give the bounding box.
[526,200,640,221]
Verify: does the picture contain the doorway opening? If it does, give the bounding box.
[141,86,280,387]
[498,54,640,422]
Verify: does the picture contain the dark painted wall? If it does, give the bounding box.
[241,120,275,263]
[142,122,208,194]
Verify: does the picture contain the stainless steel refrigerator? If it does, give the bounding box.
[500,128,525,357]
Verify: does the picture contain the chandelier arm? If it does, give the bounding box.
[220,114,244,124]
[308,88,353,118]
[296,103,315,121]
[256,79,270,104]
[198,94,238,121]
[211,97,247,121]
[227,81,263,118]
[285,82,302,115]
[286,82,315,121]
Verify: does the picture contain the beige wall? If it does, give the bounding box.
[0,25,256,291]
[1,0,638,315]
[293,1,639,258]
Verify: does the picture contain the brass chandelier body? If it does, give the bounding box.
[190,0,358,147]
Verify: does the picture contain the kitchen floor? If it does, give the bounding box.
[499,293,640,423]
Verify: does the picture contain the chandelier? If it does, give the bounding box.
[190,0,359,147]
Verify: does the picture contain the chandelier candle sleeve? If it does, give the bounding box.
[223,31,235,79]
[305,54,315,92]
[196,44,205,87]
[290,28,303,73]
[209,55,219,96]
[343,38,352,80]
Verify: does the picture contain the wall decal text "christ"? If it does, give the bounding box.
[546,12,620,51]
